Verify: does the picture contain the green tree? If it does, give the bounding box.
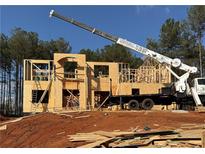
[159,18,181,57]
[0,33,13,115]
[100,44,143,68]
[188,6,205,77]
[178,21,198,66]
[45,37,71,59]
[49,37,71,52]
[130,56,144,69]
[79,48,100,61]
[8,28,40,115]
[34,40,51,59]
[146,38,159,51]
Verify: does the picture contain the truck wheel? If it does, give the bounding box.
[142,98,154,110]
[128,100,140,110]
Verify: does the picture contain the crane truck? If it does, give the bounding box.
[49,10,205,110]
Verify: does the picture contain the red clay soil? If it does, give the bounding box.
[0,111,205,148]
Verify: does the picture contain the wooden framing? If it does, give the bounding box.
[23,53,171,113]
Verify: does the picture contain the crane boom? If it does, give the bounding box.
[49,10,197,74]
[49,10,118,42]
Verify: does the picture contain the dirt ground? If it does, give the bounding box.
[0,110,205,148]
[0,115,14,122]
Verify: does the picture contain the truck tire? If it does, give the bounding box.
[141,98,154,110]
[128,100,140,110]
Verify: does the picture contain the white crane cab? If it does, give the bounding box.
[185,77,205,107]
[192,78,205,95]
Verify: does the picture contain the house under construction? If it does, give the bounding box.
[23,53,171,113]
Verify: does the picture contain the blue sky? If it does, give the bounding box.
[1,5,203,57]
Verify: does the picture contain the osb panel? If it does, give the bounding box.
[24,81,51,90]
[132,83,166,94]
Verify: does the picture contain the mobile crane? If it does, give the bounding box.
[49,10,205,110]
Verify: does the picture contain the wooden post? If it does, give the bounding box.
[23,60,26,80]
[48,61,50,81]
[202,131,205,148]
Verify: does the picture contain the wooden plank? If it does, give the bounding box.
[181,123,197,127]
[69,136,107,142]
[93,131,117,138]
[69,135,99,138]
[68,133,108,142]
[110,141,139,148]
[73,133,94,135]
[118,130,177,138]
[74,131,135,137]
[0,117,23,126]
[180,141,201,146]
[110,137,143,148]
[54,113,73,118]
[70,138,104,142]
[74,115,90,119]
[56,131,65,135]
[131,126,139,132]
[136,130,177,136]
[78,137,115,148]
[180,125,205,130]
[202,131,205,148]
[153,140,168,147]
[107,131,135,137]
[180,129,205,138]
[38,79,52,104]
[0,125,7,131]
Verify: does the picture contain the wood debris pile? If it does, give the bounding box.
[68,124,205,148]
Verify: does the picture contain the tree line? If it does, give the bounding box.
[0,6,205,116]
